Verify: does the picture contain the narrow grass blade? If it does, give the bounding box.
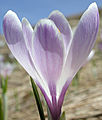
[0,97,3,120]
[1,77,8,120]
[30,77,45,120]
[1,77,8,94]
[2,93,8,120]
[60,111,66,120]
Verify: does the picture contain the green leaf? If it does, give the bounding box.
[1,77,8,94]
[0,97,3,120]
[4,78,8,94]
[60,111,66,120]
[30,77,45,120]
[2,93,8,120]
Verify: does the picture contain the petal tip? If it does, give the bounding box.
[22,17,29,25]
[37,18,54,27]
[4,10,15,19]
[22,17,33,32]
[48,10,61,17]
[3,10,18,25]
[89,2,97,9]
[81,2,99,27]
[88,2,99,31]
[88,2,98,13]
[35,18,60,34]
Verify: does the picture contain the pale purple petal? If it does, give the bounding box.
[56,2,99,107]
[3,10,36,79]
[49,10,72,50]
[3,11,57,115]
[3,11,52,104]
[67,2,99,73]
[22,18,53,104]
[22,18,33,50]
[32,19,64,85]
[3,10,42,87]
[31,19,64,119]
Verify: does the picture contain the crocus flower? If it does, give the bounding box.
[0,62,15,78]
[3,2,99,120]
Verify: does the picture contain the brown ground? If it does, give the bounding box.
[0,9,102,120]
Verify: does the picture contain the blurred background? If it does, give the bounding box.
[0,0,102,120]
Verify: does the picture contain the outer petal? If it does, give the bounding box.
[22,18,33,50]
[3,10,34,78]
[22,17,53,105]
[31,19,64,119]
[57,2,99,108]
[48,10,72,50]
[32,19,64,85]
[3,11,52,106]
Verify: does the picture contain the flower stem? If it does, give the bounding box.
[2,93,7,120]
[0,97,3,120]
[59,111,66,120]
[1,77,8,120]
[30,77,45,120]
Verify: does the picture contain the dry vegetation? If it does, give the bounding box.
[0,9,102,120]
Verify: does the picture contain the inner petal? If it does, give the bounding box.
[32,19,64,86]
